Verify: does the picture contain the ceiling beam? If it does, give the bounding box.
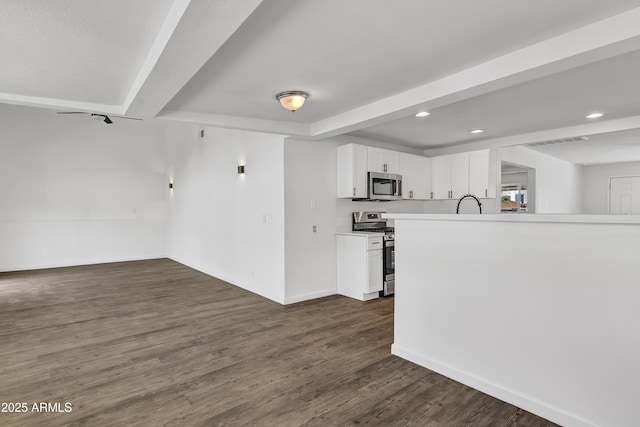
[307,6,640,141]
[119,0,192,117]
[123,0,264,119]
[422,114,640,157]
[156,110,310,136]
[0,93,122,115]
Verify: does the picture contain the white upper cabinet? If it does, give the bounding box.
[337,144,368,198]
[432,149,496,199]
[432,155,453,199]
[469,149,496,198]
[338,143,492,202]
[433,152,468,199]
[399,153,432,200]
[367,147,399,174]
[451,152,470,199]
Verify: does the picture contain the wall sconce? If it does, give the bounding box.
[275,91,309,112]
[237,165,245,175]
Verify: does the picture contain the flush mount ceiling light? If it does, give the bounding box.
[586,112,604,119]
[469,129,485,134]
[415,111,430,118]
[275,91,309,112]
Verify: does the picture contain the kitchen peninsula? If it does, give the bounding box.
[385,213,640,427]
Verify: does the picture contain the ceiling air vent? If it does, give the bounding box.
[526,136,589,147]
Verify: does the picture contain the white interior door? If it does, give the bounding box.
[609,176,640,214]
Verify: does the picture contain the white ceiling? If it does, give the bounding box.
[527,128,640,165]
[353,49,640,148]
[3,0,640,164]
[0,0,175,106]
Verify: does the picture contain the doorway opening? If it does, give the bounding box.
[502,184,528,213]
[609,175,640,214]
[501,161,535,213]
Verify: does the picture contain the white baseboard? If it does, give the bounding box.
[391,344,597,427]
[284,289,336,305]
[169,257,338,306]
[168,256,285,305]
[0,255,166,273]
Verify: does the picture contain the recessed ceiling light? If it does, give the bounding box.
[469,129,484,134]
[415,111,430,118]
[586,112,604,119]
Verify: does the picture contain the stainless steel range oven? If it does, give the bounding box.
[382,234,394,296]
[352,211,395,297]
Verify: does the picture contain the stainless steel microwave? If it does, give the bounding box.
[368,172,402,201]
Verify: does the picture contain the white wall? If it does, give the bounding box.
[582,161,640,214]
[165,124,287,304]
[502,171,529,185]
[391,215,640,427]
[283,135,428,304]
[0,104,167,271]
[500,145,582,213]
[336,199,427,229]
[283,138,338,303]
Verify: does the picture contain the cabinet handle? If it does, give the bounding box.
[485,189,488,197]
[353,187,356,196]
[383,163,388,172]
[430,191,433,199]
[410,190,413,198]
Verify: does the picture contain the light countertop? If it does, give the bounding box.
[336,231,386,237]
[382,213,640,225]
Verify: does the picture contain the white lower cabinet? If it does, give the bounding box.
[337,234,383,301]
[366,248,383,293]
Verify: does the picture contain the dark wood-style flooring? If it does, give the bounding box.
[0,259,556,426]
